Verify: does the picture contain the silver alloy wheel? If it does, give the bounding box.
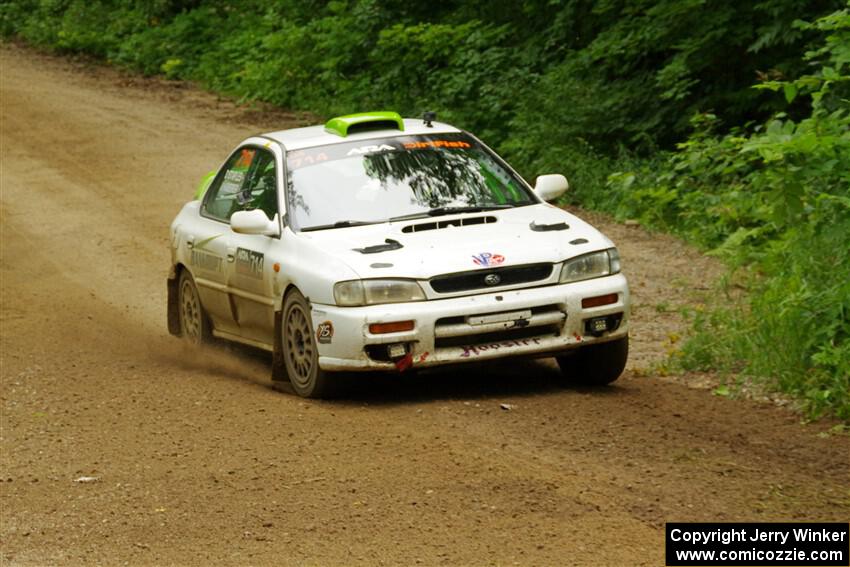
[180,278,202,341]
[284,302,315,388]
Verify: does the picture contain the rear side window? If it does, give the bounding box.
[203,147,278,222]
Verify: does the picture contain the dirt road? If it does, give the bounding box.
[1,45,848,566]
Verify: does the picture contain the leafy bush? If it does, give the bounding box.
[612,9,850,419]
[4,0,842,165]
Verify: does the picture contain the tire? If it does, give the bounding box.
[556,335,628,386]
[178,269,212,344]
[280,290,336,398]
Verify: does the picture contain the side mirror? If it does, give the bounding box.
[231,210,281,237]
[534,174,569,202]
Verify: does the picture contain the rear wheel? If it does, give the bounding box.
[178,269,211,344]
[281,290,336,398]
[556,335,628,386]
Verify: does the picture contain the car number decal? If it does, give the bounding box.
[235,248,264,278]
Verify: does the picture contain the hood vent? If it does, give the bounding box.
[402,215,497,234]
[530,221,569,232]
[353,238,403,254]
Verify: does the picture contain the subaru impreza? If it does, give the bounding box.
[167,111,630,397]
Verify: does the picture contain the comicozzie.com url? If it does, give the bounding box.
[665,522,849,566]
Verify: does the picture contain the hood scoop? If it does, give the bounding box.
[402,215,497,234]
[353,238,403,254]
[530,220,569,232]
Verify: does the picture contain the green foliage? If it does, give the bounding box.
[111,6,233,76]
[613,9,850,420]
[370,21,520,142]
[504,0,844,159]
[4,0,843,166]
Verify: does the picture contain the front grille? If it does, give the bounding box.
[430,263,553,294]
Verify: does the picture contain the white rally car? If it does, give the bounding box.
[167,111,630,397]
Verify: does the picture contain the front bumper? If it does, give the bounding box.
[310,274,629,372]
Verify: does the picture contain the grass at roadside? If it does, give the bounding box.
[599,11,850,420]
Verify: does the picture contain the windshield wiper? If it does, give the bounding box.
[300,220,380,232]
[388,205,514,223]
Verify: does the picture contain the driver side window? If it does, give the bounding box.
[203,147,278,222]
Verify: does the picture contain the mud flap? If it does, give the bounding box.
[167,268,181,336]
[271,308,289,383]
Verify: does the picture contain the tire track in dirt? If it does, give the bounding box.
[2,44,848,567]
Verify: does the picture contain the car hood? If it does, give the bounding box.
[294,204,615,280]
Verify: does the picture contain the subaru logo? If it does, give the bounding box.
[484,273,501,286]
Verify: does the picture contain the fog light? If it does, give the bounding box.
[369,320,415,334]
[583,313,623,337]
[387,343,407,359]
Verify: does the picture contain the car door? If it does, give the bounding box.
[194,146,264,335]
[224,146,282,344]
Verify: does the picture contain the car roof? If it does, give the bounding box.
[263,118,461,151]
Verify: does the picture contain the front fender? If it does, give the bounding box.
[167,265,181,336]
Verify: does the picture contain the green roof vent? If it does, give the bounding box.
[324,111,405,137]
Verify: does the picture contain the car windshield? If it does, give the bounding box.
[286,133,536,231]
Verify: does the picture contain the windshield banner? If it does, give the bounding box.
[286,133,476,171]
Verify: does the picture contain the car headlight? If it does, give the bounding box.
[334,279,426,306]
[559,248,620,283]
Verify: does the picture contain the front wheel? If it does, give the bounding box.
[281,290,336,398]
[556,335,628,386]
